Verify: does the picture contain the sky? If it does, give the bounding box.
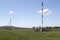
[0,0,60,28]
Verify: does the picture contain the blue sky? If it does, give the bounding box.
[0,0,60,28]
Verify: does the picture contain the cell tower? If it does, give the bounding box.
[10,18,11,27]
[40,0,44,31]
[9,10,13,30]
[9,17,12,30]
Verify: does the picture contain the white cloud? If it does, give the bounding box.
[38,8,52,15]
[9,10,14,14]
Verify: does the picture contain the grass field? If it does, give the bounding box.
[0,29,60,40]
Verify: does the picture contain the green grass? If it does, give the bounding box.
[0,29,60,40]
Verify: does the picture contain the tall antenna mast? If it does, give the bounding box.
[40,0,44,31]
[9,10,13,30]
[10,18,11,27]
[9,17,12,30]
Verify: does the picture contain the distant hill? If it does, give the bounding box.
[0,26,20,29]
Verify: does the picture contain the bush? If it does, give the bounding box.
[32,27,52,32]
